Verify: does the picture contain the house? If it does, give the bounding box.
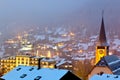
[1,65,81,80]
[56,60,73,71]
[40,58,56,68]
[0,55,41,75]
[88,55,120,79]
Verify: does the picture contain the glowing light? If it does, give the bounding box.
[17,35,21,40]
[70,32,75,36]
[68,48,72,51]
[58,43,64,47]
[5,39,15,43]
[53,46,58,50]
[78,50,83,53]
[109,52,113,55]
[65,65,68,68]
[62,34,67,37]
[47,51,51,58]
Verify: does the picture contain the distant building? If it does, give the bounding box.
[88,15,119,79]
[40,58,56,68]
[19,41,33,54]
[1,65,81,80]
[56,60,73,71]
[95,15,109,64]
[0,56,16,75]
[88,55,120,79]
[0,55,41,75]
[4,39,19,56]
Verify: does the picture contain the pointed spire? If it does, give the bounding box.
[99,11,108,46]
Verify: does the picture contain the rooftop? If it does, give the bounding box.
[1,65,80,80]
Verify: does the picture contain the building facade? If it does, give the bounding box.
[0,55,40,75]
[40,58,56,68]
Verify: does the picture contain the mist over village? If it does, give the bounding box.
[0,0,120,80]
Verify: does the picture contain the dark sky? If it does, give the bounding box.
[0,0,120,39]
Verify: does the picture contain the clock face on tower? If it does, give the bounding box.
[98,49,105,57]
[99,50,104,54]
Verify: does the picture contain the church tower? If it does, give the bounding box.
[95,14,109,64]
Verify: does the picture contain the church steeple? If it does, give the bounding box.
[95,11,109,64]
[99,15,108,46]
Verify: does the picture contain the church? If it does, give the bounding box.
[88,15,120,79]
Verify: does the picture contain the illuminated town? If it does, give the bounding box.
[0,0,120,80]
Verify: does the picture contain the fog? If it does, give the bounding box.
[0,0,120,40]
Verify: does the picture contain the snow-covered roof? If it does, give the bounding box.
[19,47,33,51]
[49,37,70,43]
[113,39,120,46]
[90,74,120,80]
[54,27,67,35]
[34,35,45,40]
[41,58,56,62]
[96,55,120,75]
[56,59,72,67]
[77,43,88,50]
[1,65,69,80]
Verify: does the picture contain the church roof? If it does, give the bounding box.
[96,55,120,75]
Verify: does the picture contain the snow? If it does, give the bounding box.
[1,65,68,80]
[108,60,120,65]
[77,43,88,50]
[112,39,120,49]
[54,27,67,35]
[49,37,70,43]
[19,47,33,51]
[90,35,98,39]
[34,35,45,40]
[113,39,120,45]
[56,59,71,67]
[88,42,94,46]
[90,74,120,80]
[113,68,120,73]
[41,58,55,62]
[72,57,85,60]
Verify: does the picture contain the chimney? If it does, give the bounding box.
[38,58,42,69]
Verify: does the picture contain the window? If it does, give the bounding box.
[16,68,21,71]
[97,72,104,76]
[22,58,24,60]
[100,72,104,75]
[18,58,20,60]
[20,74,27,78]
[34,76,41,80]
[114,76,119,78]
[29,67,34,71]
